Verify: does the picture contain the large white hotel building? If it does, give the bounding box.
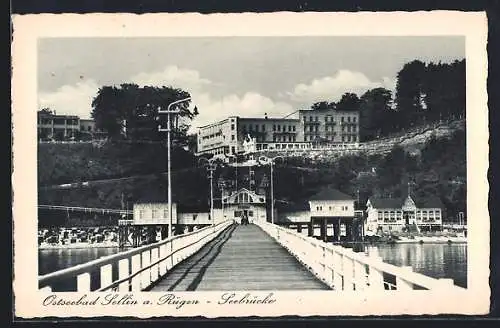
[196,108,360,156]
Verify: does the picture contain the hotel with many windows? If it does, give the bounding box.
[196,108,360,156]
[364,194,444,234]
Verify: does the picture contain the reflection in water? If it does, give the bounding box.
[366,243,467,288]
[38,247,122,291]
[38,247,121,275]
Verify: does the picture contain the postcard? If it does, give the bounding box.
[12,11,489,318]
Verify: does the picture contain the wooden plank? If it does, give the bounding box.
[149,224,330,291]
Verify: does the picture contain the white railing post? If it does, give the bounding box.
[337,251,345,290]
[159,244,167,276]
[141,250,151,289]
[100,264,113,290]
[320,245,327,281]
[151,247,159,283]
[77,272,91,292]
[40,286,52,292]
[396,266,414,290]
[118,258,129,292]
[354,260,367,291]
[326,247,335,288]
[131,254,141,291]
[367,253,385,291]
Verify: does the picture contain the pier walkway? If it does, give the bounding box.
[147,224,328,291]
[39,220,467,293]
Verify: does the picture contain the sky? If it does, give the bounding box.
[38,36,465,129]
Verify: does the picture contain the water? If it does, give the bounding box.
[38,243,467,290]
[38,247,122,275]
[39,247,122,291]
[366,243,467,288]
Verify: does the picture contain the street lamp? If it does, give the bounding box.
[199,157,218,227]
[217,176,226,220]
[258,155,283,225]
[158,97,191,238]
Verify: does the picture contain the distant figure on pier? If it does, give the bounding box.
[241,213,249,225]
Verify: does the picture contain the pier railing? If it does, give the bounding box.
[39,220,234,292]
[255,221,466,292]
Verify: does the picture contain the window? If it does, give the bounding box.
[262,125,265,131]
[273,124,276,131]
[353,117,357,123]
[315,116,318,122]
[139,209,145,219]
[163,209,168,218]
[152,209,157,218]
[231,135,235,140]
[231,124,235,130]
[353,126,357,132]
[242,125,247,132]
[277,125,281,132]
[192,214,197,221]
[315,126,318,132]
[87,126,92,131]
[348,116,351,123]
[341,117,345,123]
[255,125,259,132]
[288,125,292,132]
[329,206,332,211]
[248,211,254,217]
[292,125,296,132]
[353,136,357,142]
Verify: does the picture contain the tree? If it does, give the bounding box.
[311,101,335,110]
[359,88,393,141]
[395,60,427,127]
[91,84,197,142]
[336,93,360,112]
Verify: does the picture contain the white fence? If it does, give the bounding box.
[255,221,466,291]
[39,220,234,292]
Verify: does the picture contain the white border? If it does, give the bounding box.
[12,12,489,318]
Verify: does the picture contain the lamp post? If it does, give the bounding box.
[158,97,191,238]
[258,155,283,225]
[199,157,218,227]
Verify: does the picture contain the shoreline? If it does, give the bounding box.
[39,242,119,250]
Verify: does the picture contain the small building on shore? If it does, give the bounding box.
[308,187,357,242]
[221,188,267,224]
[365,193,444,234]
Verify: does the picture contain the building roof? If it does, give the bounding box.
[277,201,310,212]
[368,195,443,209]
[368,198,404,209]
[309,187,354,201]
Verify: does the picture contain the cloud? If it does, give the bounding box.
[37,66,295,131]
[130,65,212,93]
[129,66,294,131]
[288,70,396,103]
[38,79,99,119]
